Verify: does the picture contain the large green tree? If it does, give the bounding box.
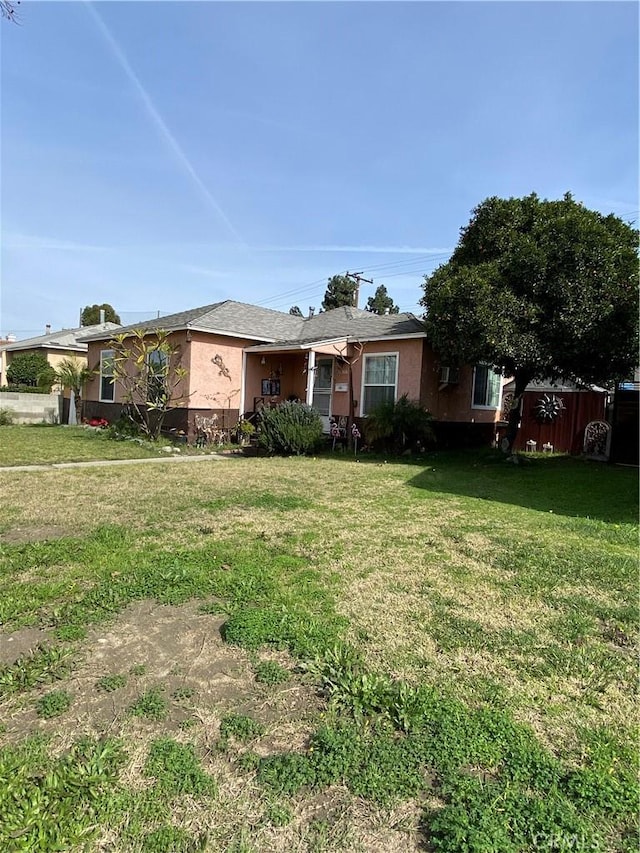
[365,285,399,315]
[421,193,639,451]
[321,275,356,311]
[81,304,121,326]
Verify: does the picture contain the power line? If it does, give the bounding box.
[253,253,452,311]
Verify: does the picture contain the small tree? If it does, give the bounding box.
[81,304,121,326]
[365,285,399,315]
[7,352,52,388]
[54,357,93,422]
[321,275,356,311]
[107,329,189,439]
[289,306,303,316]
[421,193,639,452]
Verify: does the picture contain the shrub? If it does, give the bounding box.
[257,401,323,455]
[0,408,14,425]
[364,394,434,453]
[6,352,54,389]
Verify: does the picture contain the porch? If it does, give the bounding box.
[243,343,354,432]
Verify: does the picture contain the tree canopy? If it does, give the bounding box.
[365,285,399,315]
[81,304,121,326]
[289,306,303,317]
[421,193,639,448]
[321,275,356,311]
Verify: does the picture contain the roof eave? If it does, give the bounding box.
[3,341,88,352]
[244,337,349,353]
[346,332,427,343]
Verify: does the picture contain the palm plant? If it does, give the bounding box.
[54,357,94,422]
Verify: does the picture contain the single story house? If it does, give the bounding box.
[82,300,508,444]
[0,322,120,390]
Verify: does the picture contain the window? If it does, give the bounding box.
[472,364,501,408]
[147,349,168,404]
[361,353,398,416]
[99,350,115,402]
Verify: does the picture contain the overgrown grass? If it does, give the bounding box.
[0,449,637,851]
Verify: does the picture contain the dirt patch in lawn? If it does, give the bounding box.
[0,599,322,749]
[0,626,54,665]
[0,524,71,545]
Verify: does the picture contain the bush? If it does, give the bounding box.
[364,395,434,453]
[0,408,14,426]
[257,401,323,455]
[6,352,54,389]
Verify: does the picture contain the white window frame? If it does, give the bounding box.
[471,364,501,410]
[360,351,399,416]
[99,349,115,402]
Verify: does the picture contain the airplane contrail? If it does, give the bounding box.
[83,1,244,245]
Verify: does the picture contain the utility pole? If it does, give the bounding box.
[345,271,373,309]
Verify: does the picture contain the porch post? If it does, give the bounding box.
[240,350,247,415]
[305,350,316,406]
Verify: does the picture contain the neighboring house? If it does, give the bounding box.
[0,323,120,390]
[82,300,507,442]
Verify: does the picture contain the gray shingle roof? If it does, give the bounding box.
[79,300,425,346]
[81,301,304,342]
[0,322,120,352]
[299,306,424,343]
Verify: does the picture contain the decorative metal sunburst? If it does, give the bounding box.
[534,394,565,422]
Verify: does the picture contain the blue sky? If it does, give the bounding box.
[1,0,638,337]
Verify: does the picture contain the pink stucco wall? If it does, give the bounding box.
[85,330,505,427]
[187,332,248,410]
[421,347,506,423]
[85,332,190,406]
[350,338,425,417]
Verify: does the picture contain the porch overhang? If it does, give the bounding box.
[244,337,349,356]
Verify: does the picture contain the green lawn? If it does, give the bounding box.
[0,445,637,852]
[0,424,185,466]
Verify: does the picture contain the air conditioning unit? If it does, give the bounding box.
[438,366,459,385]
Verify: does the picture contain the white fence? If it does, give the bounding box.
[0,392,63,424]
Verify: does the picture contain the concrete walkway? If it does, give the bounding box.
[0,453,235,473]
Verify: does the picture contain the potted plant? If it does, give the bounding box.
[237,418,256,446]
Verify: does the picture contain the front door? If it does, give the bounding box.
[312,358,333,432]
